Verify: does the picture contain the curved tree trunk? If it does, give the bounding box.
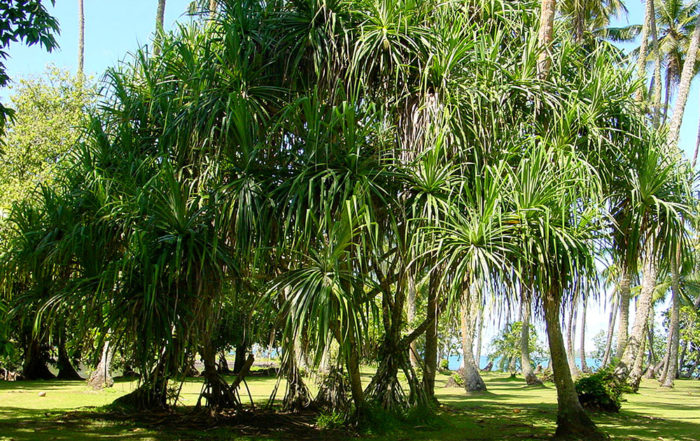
[661,262,681,387]
[460,295,486,392]
[520,287,540,385]
[56,326,81,380]
[87,341,113,390]
[543,286,606,440]
[667,14,700,147]
[615,248,658,388]
[616,265,631,358]
[233,342,247,374]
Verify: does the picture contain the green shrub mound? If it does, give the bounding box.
[575,367,630,412]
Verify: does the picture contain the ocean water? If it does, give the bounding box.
[448,355,600,371]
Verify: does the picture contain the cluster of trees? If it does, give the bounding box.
[1,1,699,440]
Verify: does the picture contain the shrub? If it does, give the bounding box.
[316,411,345,429]
[575,367,630,412]
[439,359,450,372]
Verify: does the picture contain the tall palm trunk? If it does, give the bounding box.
[566,299,579,377]
[616,264,631,358]
[650,0,663,125]
[542,286,606,440]
[407,272,419,367]
[601,294,617,368]
[634,0,653,102]
[579,295,588,373]
[460,293,486,392]
[614,246,658,389]
[154,0,166,56]
[422,272,439,401]
[520,287,540,385]
[77,0,84,79]
[475,303,483,366]
[667,14,700,147]
[660,261,681,387]
[536,0,557,78]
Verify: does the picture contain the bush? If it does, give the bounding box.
[439,359,450,372]
[575,367,630,412]
[316,411,345,429]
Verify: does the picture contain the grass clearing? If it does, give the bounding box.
[0,371,698,440]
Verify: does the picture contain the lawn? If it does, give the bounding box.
[0,371,698,440]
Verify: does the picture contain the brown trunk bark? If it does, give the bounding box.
[87,341,113,390]
[661,261,681,387]
[543,286,606,440]
[615,247,658,388]
[56,327,81,380]
[422,271,439,401]
[154,0,166,56]
[461,295,486,392]
[536,0,557,78]
[580,295,588,373]
[520,287,540,385]
[616,265,631,358]
[407,272,419,368]
[566,299,579,377]
[601,294,617,368]
[667,14,700,147]
[634,0,653,101]
[77,0,84,79]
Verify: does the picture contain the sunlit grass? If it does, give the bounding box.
[0,371,698,440]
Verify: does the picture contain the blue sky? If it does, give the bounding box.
[0,1,686,354]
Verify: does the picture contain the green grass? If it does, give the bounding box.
[0,371,698,440]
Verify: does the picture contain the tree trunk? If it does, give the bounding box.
[460,296,486,392]
[661,261,681,387]
[520,288,540,385]
[218,352,231,374]
[282,345,311,412]
[77,0,84,79]
[579,295,588,373]
[209,0,218,16]
[650,0,663,126]
[615,248,658,388]
[667,14,700,147]
[629,331,647,391]
[56,327,81,380]
[154,0,166,56]
[407,272,419,368]
[542,286,606,440]
[566,299,579,377]
[422,272,439,401]
[87,341,113,390]
[475,302,483,367]
[601,294,617,368]
[198,341,238,410]
[233,342,247,374]
[616,265,631,358]
[22,338,54,380]
[536,0,557,78]
[634,0,653,101]
[346,332,365,416]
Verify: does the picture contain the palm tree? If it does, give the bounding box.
[154,0,166,56]
[667,11,700,146]
[537,0,558,77]
[78,0,84,79]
